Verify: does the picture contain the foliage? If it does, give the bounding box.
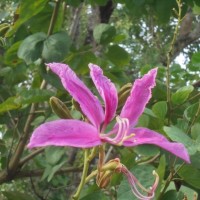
[0,0,200,199]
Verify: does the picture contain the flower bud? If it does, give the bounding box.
[117,83,132,111]
[96,170,113,188]
[50,96,73,119]
[96,158,122,188]
[72,98,87,118]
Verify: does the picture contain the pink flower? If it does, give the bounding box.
[27,63,190,163]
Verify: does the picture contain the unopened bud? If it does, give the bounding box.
[97,158,122,188]
[50,96,73,119]
[117,83,132,111]
[96,170,113,188]
[72,98,86,118]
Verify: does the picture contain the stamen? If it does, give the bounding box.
[100,116,134,145]
[119,165,159,200]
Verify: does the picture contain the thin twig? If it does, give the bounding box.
[166,0,182,125]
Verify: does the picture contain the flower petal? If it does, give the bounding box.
[47,63,104,128]
[120,68,157,126]
[123,127,190,163]
[27,119,101,149]
[89,64,118,126]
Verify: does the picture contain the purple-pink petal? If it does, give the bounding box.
[47,63,104,129]
[120,68,157,127]
[89,64,118,126]
[123,127,190,163]
[27,119,102,149]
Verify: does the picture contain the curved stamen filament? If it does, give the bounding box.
[119,166,159,200]
[100,117,134,145]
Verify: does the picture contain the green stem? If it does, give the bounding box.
[166,0,182,125]
[72,149,90,200]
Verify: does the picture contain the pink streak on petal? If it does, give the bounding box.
[120,68,157,126]
[27,119,102,149]
[89,64,118,126]
[47,63,104,128]
[123,127,190,163]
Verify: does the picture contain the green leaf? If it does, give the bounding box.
[80,190,109,200]
[143,108,157,118]
[6,0,49,37]
[155,0,175,23]
[47,160,66,182]
[191,123,200,140]
[106,45,130,66]
[66,50,97,74]
[164,126,196,155]
[184,103,200,122]
[117,165,155,200]
[3,191,34,200]
[155,156,166,199]
[189,52,200,71]
[0,97,21,113]
[152,101,167,119]
[42,31,71,62]
[19,88,54,104]
[162,190,184,200]
[193,3,200,15]
[178,165,200,189]
[93,23,116,44]
[171,85,194,105]
[45,146,66,165]
[190,152,200,170]
[134,145,160,157]
[4,41,22,66]
[137,114,150,127]
[18,32,46,65]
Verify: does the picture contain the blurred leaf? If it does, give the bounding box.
[191,123,200,140]
[0,97,21,113]
[66,50,97,74]
[47,160,66,182]
[171,85,194,105]
[93,23,116,44]
[6,0,49,37]
[143,108,157,118]
[0,67,12,77]
[106,45,130,66]
[31,116,45,127]
[152,101,167,119]
[19,88,55,104]
[190,152,200,170]
[184,103,200,122]
[18,32,46,65]
[80,190,109,200]
[155,156,166,199]
[42,31,71,62]
[137,114,149,127]
[134,144,160,157]
[155,0,176,23]
[162,190,184,200]
[3,191,34,200]
[45,146,66,165]
[67,0,83,7]
[178,165,200,189]
[4,64,27,85]
[4,41,22,66]
[164,126,196,155]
